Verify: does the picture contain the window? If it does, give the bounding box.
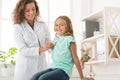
[38,0,71,39]
[0,0,18,51]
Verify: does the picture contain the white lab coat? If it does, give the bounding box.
[13,19,51,80]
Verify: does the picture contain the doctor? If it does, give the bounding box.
[12,0,51,80]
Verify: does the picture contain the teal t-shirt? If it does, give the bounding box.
[51,36,76,77]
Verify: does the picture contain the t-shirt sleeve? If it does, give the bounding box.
[67,36,76,46]
[52,37,57,45]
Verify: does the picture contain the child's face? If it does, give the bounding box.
[54,18,66,36]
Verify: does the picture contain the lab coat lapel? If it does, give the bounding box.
[34,20,42,46]
[22,20,39,42]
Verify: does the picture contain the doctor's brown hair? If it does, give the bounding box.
[12,0,40,24]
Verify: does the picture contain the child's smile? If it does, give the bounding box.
[54,18,66,36]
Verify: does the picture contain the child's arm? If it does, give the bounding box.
[45,42,54,48]
[39,42,54,54]
[70,42,94,80]
[70,42,84,79]
[39,44,48,53]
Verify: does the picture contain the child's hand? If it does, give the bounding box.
[45,42,54,48]
[39,45,48,52]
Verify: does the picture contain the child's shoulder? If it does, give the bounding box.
[54,36,74,41]
[65,36,74,39]
[64,36,75,43]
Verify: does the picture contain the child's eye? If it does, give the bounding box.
[55,24,65,27]
[55,24,58,26]
[60,24,64,26]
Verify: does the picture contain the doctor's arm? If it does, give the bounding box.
[14,25,40,56]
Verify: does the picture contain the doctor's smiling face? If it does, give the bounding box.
[24,2,36,24]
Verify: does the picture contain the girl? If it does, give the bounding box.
[31,16,94,80]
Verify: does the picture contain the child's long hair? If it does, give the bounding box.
[54,16,74,37]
